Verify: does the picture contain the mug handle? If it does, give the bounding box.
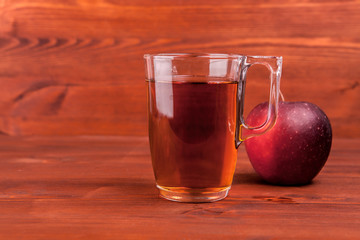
[235,56,283,148]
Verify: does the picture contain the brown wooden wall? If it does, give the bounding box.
[0,0,359,137]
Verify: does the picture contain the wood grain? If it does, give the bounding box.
[0,136,359,239]
[0,0,359,137]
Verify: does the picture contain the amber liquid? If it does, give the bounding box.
[147,77,238,195]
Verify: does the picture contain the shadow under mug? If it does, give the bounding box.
[144,53,282,202]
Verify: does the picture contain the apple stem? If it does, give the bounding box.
[280,90,285,102]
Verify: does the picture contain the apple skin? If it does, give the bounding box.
[244,101,332,185]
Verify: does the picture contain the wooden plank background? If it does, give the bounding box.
[0,0,359,137]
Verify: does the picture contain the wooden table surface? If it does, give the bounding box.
[0,136,359,239]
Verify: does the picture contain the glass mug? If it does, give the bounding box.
[144,53,282,202]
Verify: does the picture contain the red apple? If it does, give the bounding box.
[244,101,332,185]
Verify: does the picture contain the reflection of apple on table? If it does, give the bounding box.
[244,101,332,185]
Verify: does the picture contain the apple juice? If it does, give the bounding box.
[147,77,238,193]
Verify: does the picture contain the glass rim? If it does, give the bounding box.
[144,53,282,60]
